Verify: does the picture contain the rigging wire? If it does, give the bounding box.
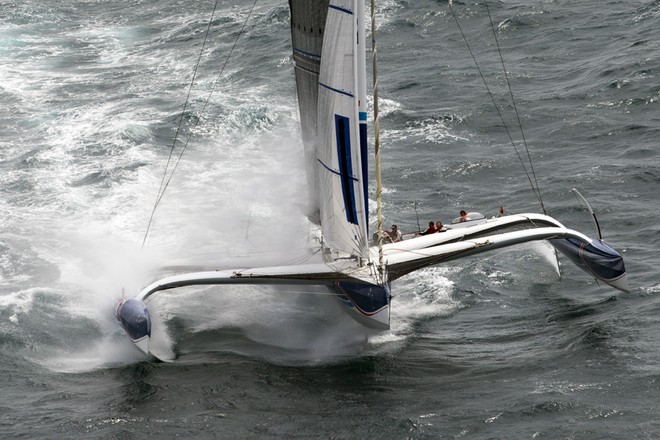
[484,3,547,215]
[370,0,386,283]
[141,0,260,248]
[142,0,220,248]
[482,3,562,273]
[447,2,546,213]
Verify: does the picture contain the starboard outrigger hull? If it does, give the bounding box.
[376,213,628,292]
[551,237,628,292]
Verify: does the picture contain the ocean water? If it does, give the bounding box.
[1,0,659,438]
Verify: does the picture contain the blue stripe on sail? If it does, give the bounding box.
[329,4,353,15]
[359,119,368,227]
[293,47,321,60]
[335,114,358,225]
[320,82,353,98]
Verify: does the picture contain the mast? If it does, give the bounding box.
[370,0,385,280]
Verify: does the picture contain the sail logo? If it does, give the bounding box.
[334,114,359,225]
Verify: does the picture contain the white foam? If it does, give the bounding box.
[0,288,38,325]
[369,267,460,346]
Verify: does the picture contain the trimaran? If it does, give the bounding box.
[116,0,628,358]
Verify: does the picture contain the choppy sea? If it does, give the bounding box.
[1,0,659,438]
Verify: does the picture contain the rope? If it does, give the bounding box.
[142,0,260,248]
[484,3,547,214]
[447,2,546,213]
[371,0,386,283]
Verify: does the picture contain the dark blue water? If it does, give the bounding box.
[1,0,659,438]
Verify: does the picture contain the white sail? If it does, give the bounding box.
[317,0,369,259]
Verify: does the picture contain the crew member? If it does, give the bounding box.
[388,224,403,242]
[420,221,438,235]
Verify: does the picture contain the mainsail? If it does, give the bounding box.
[290,0,370,259]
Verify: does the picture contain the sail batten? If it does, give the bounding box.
[319,82,354,97]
